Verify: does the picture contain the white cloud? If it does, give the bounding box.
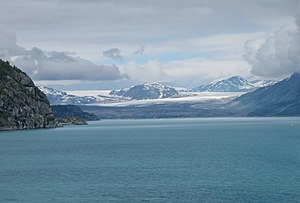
[242,2,300,79]
[244,23,300,78]
[164,58,251,87]
[122,60,167,83]
[35,80,82,86]
[145,32,262,58]
[121,58,251,87]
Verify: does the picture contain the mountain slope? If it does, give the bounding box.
[52,105,99,121]
[250,79,276,88]
[110,83,179,100]
[193,76,275,92]
[38,86,98,105]
[0,60,57,130]
[38,86,129,105]
[231,73,300,116]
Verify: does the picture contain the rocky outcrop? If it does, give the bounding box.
[58,117,88,126]
[0,60,57,130]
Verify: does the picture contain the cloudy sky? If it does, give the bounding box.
[0,0,299,90]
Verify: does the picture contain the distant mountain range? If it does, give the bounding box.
[192,76,275,92]
[38,86,99,105]
[39,76,276,105]
[82,73,300,118]
[109,83,179,100]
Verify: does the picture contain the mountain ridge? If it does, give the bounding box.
[38,86,99,105]
[193,76,275,92]
[231,72,300,116]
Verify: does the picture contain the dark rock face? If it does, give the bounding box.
[52,105,99,121]
[110,83,179,100]
[58,117,88,125]
[0,60,57,130]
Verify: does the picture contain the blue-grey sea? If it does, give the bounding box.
[0,118,300,202]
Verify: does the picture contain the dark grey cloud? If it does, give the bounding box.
[0,28,123,81]
[133,45,145,55]
[13,48,123,81]
[102,48,123,61]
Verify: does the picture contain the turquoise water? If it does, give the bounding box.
[0,118,300,202]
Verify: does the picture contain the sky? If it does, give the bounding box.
[0,0,299,90]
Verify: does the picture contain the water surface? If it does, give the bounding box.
[1,118,300,202]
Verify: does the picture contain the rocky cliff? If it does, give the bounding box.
[0,60,57,130]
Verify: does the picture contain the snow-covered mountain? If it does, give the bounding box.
[38,77,276,106]
[193,76,275,92]
[109,83,179,100]
[38,86,99,105]
[250,79,277,88]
